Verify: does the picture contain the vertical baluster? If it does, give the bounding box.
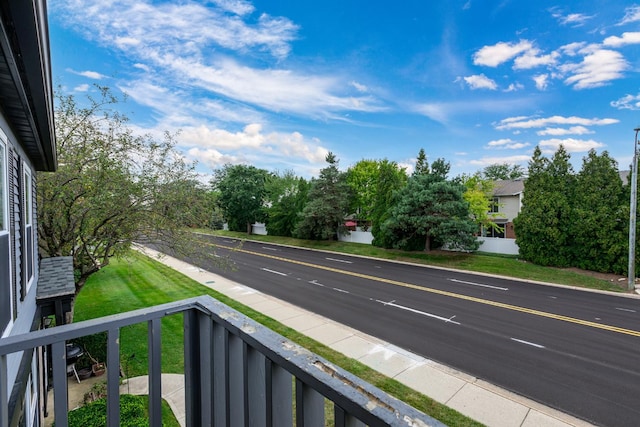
[0,354,9,427]
[106,328,120,427]
[269,362,292,427]
[51,341,68,427]
[247,346,266,427]
[198,310,214,426]
[228,333,245,426]
[295,379,324,427]
[148,318,162,426]
[184,309,199,426]
[212,323,229,427]
[335,405,366,427]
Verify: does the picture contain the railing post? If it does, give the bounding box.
[228,333,246,425]
[106,328,120,427]
[148,318,162,426]
[212,323,229,427]
[184,309,200,427]
[267,361,292,427]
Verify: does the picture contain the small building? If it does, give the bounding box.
[478,180,524,255]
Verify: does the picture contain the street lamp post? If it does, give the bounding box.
[628,127,640,291]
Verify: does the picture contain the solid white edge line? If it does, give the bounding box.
[615,307,636,313]
[376,300,461,325]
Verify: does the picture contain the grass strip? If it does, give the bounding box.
[75,251,484,427]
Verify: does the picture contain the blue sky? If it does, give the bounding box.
[48,1,640,179]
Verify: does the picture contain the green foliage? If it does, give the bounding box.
[264,170,309,237]
[345,159,379,221]
[37,87,208,288]
[294,153,352,240]
[370,160,408,247]
[572,150,628,274]
[212,164,269,233]
[381,174,479,252]
[65,395,148,427]
[413,148,429,175]
[459,173,501,232]
[482,163,525,180]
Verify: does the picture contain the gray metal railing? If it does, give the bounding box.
[0,296,445,427]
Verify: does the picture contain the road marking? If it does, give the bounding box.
[448,278,508,291]
[333,288,350,294]
[549,296,557,299]
[376,300,461,324]
[210,242,640,338]
[262,246,278,251]
[326,257,353,264]
[261,268,287,276]
[616,307,636,313]
[511,338,545,349]
[308,280,325,287]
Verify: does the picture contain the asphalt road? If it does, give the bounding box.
[174,235,640,427]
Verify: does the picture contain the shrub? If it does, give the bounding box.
[63,394,148,427]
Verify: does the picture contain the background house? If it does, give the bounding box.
[477,179,524,255]
[0,0,56,425]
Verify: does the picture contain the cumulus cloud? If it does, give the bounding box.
[551,10,594,27]
[537,126,593,136]
[486,138,529,149]
[513,49,559,69]
[469,155,531,166]
[559,49,629,89]
[611,93,640,110]
[495,115,618,130]
[473,40,533,67]
[462,74,498,90]
[67,69,107,79]
[74,84,90,92]
[504,83,524,92]
[603,32,640,47]
[533,74,549,90]
[539,138,604,153]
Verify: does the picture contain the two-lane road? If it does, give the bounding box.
[176,235,640,426]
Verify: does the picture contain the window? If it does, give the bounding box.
[22,166,34,292]
[488,197,500,214]
[0,130,12,336]
[484,223,505,238]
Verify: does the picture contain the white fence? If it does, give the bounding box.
[337,229,374,245]
[477,237,519,255]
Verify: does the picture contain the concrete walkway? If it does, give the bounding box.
[135,247,594,427]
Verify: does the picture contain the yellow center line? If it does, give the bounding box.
[211,242,640,338]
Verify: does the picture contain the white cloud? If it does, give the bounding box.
[619,5,640,25]
[495,115,618,130]
[473,40,533,67]
[210,0,255,16]
[603,32,640,47]
[611,93,640,110]
[513,49,559,69]
[350,81,369,92]
[486,138,529,149]
[560,49,629,89]
[533,74,549,90]
[187,147,243,169]
[559,42,587,56]
[67,68,107,79]
[539,138,604,153]
[551,11,594,27]
[504,83,524,92]
[469,155,531,166]
[463,74,498,90]
[74,84,90,92]
[537,126,593,136]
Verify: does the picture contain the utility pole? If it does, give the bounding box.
[628,128,640,291]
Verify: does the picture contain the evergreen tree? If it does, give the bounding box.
[573,150,627,273]
[381,173,478,251]
[371,160,407,247]
[414,148,429,175]
[294,153,352,240]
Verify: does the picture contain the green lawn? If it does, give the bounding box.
[74,251,484,427]
[202,229,625,292]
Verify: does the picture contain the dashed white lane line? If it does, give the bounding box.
[261,268,288,276]
[308,280,325,287]
[376,299,461,325]
[262,246,278,251]
[333,288,350,294]
[326,257,353,264]
[449,278,508,291]
[511,338,545,349]
[616,307,636,313]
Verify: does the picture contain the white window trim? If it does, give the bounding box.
[23,163,34,292]
[0,130,14,338]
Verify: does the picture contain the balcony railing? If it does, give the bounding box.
[0,296,445,427]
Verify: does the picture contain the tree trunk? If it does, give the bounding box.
[246,222,252,235]
[425,235,431,252]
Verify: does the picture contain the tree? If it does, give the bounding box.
[515,145,575,266]
[371,160,407,247]
[380,173,479,252]
[573,150,627,273]
[458,173,501,234]
[38,87,209,289]
[483,163,525,180]
[264,171,309,237]
[414,148,429,175]
[212,164,269,234]
[294,153,352,240]
[345,159,379,222]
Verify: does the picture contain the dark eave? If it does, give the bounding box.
[0,0,55,171]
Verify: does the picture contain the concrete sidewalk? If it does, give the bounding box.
[138,247,593,427]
